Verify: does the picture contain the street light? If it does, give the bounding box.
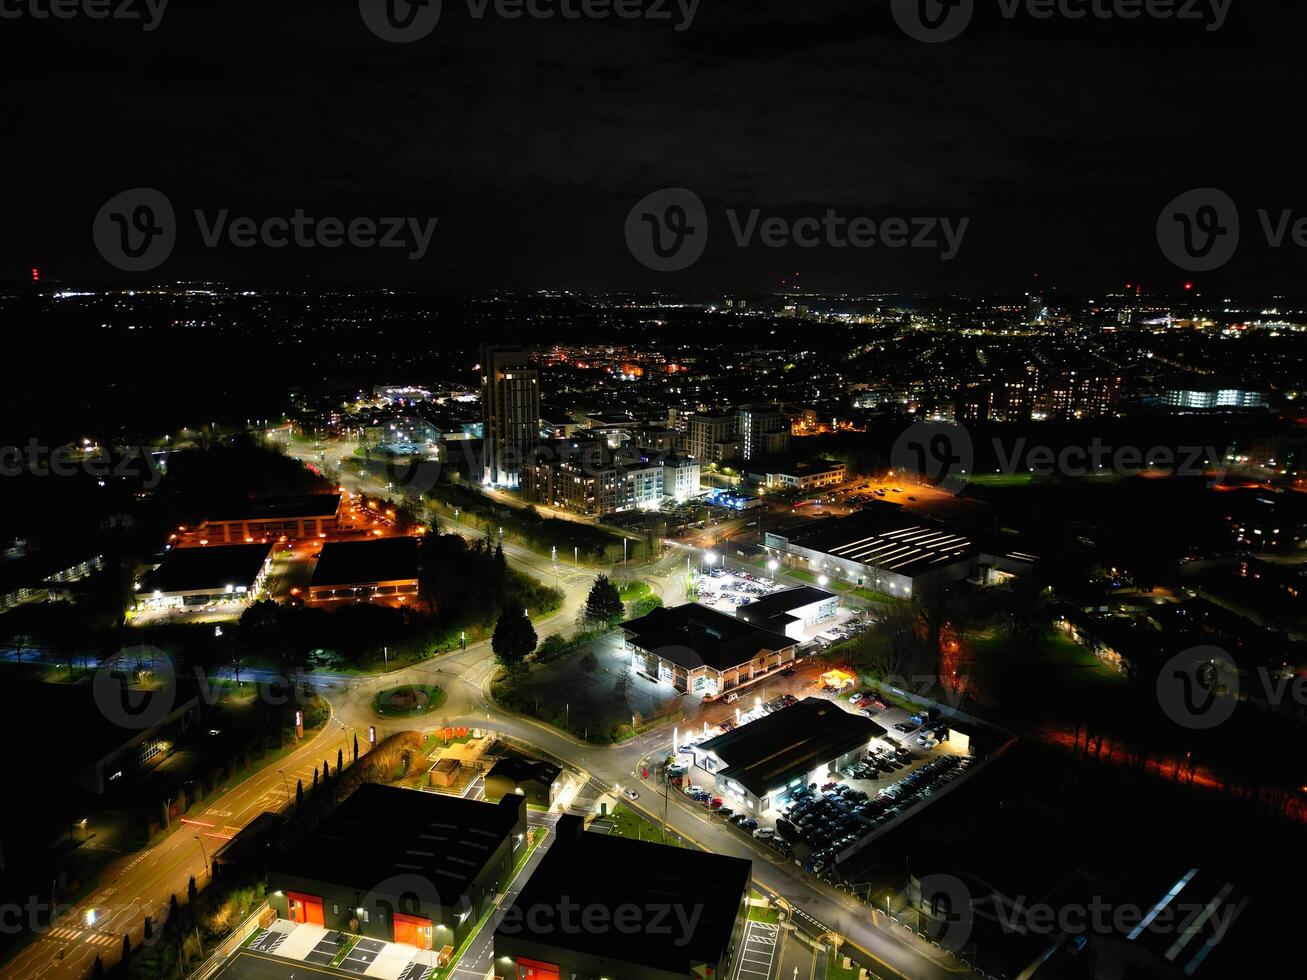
[768,559,778,582]
[818,575,829,587]
[277,770,290,804]
[194,835,209,877]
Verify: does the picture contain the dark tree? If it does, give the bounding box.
[492,605,537,673]
[295,779,303,809]
[353,732,359,761]
[584,575,624,628]
[337,747,343,772]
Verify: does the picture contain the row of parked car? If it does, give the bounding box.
[684,784,761,832]
[775,752,975,876]
[891,709,950,749]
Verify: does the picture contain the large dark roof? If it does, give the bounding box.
[207,493,342,523]
[311,536,419,587]
[496,816,750,973]
[622,603,796,671]
[270,784,523,903]
[699,698,885,796]
[2,679,200,767]
[735,586,835,630]
[140,543,271,594]
[486,756,561,786]
[778,511,976,577]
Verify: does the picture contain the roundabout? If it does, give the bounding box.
[371,683,447,717]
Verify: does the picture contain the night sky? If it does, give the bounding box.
[5,0,1306,294]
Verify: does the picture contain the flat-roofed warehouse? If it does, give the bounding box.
[764,510,979,598]
[308,535,420,604]
[267,784,527,953]
[621,602,798,699]
[197,492,342,544]
[135,542,272,609]
[690,697,886,814]
[494,813,751,980]
[734,585,838,642]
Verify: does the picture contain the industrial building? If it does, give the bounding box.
[196,493,343,544]
[621,603,798,699]
[268,785,528,953]
[764,511,983,598]
[135,542,272,609]
[733,585,839,642]
[494,814,751,980]
[5,679,202,794]
[308,535,420,604]
[690,698,886,814]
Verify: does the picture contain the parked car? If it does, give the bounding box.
[624,789,640,801]
[753,826,776,839]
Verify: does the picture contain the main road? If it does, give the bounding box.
[315,641,965,980]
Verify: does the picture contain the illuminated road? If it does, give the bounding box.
[8,714,353,980]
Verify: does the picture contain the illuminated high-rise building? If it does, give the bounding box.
[481,345,540,487]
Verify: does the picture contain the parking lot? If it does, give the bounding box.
[696,566,787,611]
[669,691,976,882]
[697,567,864,642]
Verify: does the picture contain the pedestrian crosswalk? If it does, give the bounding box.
[45,927,118,948]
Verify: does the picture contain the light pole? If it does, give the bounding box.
[277,770,290,804]
[768,559,779,583]
[194,835,209,878]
